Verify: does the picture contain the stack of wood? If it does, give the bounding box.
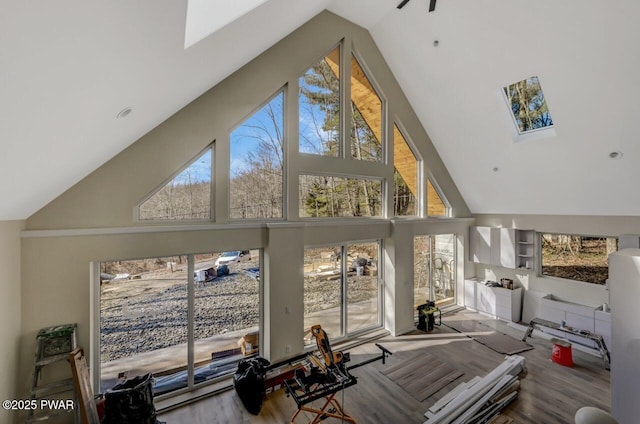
[424,355,526,424]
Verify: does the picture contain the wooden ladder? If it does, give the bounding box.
[27,323,79,423]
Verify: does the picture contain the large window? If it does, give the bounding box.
[303,241,381,345]
[99,250,260,395]
[350,55,383,162]
[299,175,382,218]
[414,234,456,308]
[299,46,340,157]
[230,91,284,219]
[540,234,617,285]
[139,149,212,220]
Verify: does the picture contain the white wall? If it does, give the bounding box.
[609,249,640,424]
[0,221,22,424]
[474,214,640,308]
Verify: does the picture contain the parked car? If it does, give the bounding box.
[215,250,251,266]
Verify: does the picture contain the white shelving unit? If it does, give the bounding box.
[469,227,534,270]
[515,230,535,270]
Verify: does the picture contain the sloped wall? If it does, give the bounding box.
[26,11,469,231]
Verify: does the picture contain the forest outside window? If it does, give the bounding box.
[298,174,382,218]
[299,46,340,157]
[138,149,212,221]
[230,91,284,220]
[350,54,383,162]
[540,233,617,285]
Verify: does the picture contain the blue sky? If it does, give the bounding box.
[230,92,284,176]
[172,149,211,185]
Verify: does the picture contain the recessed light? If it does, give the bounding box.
[609,151,623,159]
[116,107,133,119]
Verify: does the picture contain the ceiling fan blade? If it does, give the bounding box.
[397,0,411,9]
[429,0,437,12]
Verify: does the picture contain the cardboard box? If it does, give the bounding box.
[238,331,259,356]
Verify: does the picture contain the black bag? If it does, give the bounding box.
[233,357,270,415]
[104,373,161,424]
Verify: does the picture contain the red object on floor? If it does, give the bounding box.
[551,338,574,367]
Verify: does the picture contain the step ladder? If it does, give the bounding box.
[27,323,79,423]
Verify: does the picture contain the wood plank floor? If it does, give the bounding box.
[158,310,610,423]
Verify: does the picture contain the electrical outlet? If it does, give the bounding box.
[285,344,291,353]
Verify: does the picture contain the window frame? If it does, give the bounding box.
[392,121,423,218]
[302,239,383,347]
[135,144,214,222]
[426,175,451,218]
[537,232,617,286]
[348,48,388,164]
[93,249,263,399]
[499,75,557,143]
[298,172,386,219]
[228,88,287,222]
[297,43,343,158]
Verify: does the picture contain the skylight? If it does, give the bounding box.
[503,76,553,134]
[184,0,269,48]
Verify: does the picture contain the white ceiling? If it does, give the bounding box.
[1,0,639,220]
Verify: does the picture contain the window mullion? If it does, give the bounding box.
[187,254,195,388]
[341,245,348,337]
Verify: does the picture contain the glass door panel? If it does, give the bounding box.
[347,242,380,333]
[303,246,343,345]
[100,257,188,394]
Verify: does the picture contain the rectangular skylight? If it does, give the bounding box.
[503,76,553,134]
[185,0,269,48]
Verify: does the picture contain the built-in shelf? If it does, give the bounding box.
[469,227,535,270]
[515,229,535,270]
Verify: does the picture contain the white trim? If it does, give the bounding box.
[21,222,269,238]
[21,217,471,238]
[426,175,452,217]
[89,262,101,395]
[390,217,474,225]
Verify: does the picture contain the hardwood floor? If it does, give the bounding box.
[158,310,610,423]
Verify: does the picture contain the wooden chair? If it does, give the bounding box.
[69,348,101,424]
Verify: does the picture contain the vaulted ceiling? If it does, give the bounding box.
[2,0,638,220]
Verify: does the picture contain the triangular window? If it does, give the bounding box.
[139,149,212,220]
[427,178,449,217]
[393,124,418,216]
[299,46,340,157]
[350,55,383,162]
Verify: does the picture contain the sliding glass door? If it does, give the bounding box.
[414,234,456,309]
[99,250,260,396]
[303,241,382,346]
